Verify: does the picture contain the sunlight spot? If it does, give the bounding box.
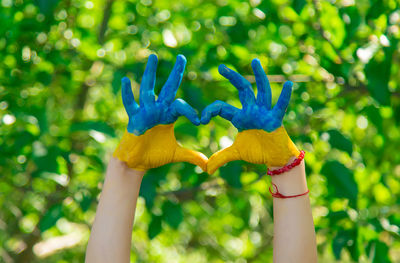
[89,130,106,143]
[356,115,368,129]
[219,136,233,148]
[3,114,15,125]
[219,16,237,26]
[162,29,177,47]
[379,35,390,47]
[97,48,106,57]
[63,29,73,40]
[85,1,94,9]
[253,8,265,19]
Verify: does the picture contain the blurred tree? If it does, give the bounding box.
[0,0,399,262]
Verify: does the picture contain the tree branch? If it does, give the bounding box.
[98,0,114,45]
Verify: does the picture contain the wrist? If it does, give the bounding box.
[107,157,146,182]
[113,124,177,170]
[270,160,307,196]
[268,154,298,170]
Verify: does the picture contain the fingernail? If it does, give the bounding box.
[193,118,200,126]
[218,64,228,74]
[251,58,260,67]
[177,54,187,63]
[122,76,130,84]
[284,81,293,88]
[148,54,158,62]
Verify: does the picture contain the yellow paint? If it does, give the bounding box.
[207,126,299,174]
[113,124,208,172]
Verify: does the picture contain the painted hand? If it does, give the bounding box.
[113,54,208,172]
[201,59,300,174]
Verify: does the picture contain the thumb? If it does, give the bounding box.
[207,145,240,174]
[173,146,208,172]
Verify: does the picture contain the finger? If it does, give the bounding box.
[158,54,187,104]
[273,81,293,120]
[218,64,256,107]
[174,146,208,172]
[251,58,272,109]
[200,100,240,125]
[170,99,200,125]
[207,145,240,174]
[139,54,158,105]
[121,77,139,116]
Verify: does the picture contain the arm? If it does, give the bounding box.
[271,160,317,263]
[85,54,207,263]
[85,158,144,263]
[201,58,317,262]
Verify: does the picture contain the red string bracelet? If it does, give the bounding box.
[267,150,305,176]
[269,183,309,199]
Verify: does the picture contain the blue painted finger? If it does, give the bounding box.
[121,77,139,116]
[200,100,240,124]
[251,58,272,109]
[158,54,187,104]
[139,54,158,105]
[273,81,293,120]
[170,98,200,125]
[218,64,256,107]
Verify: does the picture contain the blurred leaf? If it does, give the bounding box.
[341,6,362,39]
[367,240,391,263]
[179,163,208,186]
[365,44,396,106]
[220,160,242,188]
[139,174,158,209]
[175,122,198,138]
[369,218,384,233]
[34,0,60,15]
[139,166,169,209]
[320,2,346,48]
[37,71,53,85]
[328,211,349,225]
[39,204,62,232]
[363,105,383,134]
[321,161,358,204]
[148,215,162,239]
[333,229,359,261]
[70,121,115,137]
[327,129,353,155]
[112,70,126,95]
[292,0,306,14]
[13,131,35,151]
[33,146,60,174]
[366,0,386,20]
[79,193,93,212]
[162,201,183,229]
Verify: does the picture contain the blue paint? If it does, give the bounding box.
[121,54,200,136]
[201,58,293,132]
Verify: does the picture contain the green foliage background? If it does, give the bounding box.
[1,0,400,262]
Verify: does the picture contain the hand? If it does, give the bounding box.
[113,54,208,172]
[201,59,300,174]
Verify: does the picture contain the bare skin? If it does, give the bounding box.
[85,157,144,263]
[271,160,317,263]
[85,158,317,263]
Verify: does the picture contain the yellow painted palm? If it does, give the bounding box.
[113,54,207,172]
[201,59,300,174]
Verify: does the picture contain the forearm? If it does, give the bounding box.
[271,160,317,263]
[85,157,144,263]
